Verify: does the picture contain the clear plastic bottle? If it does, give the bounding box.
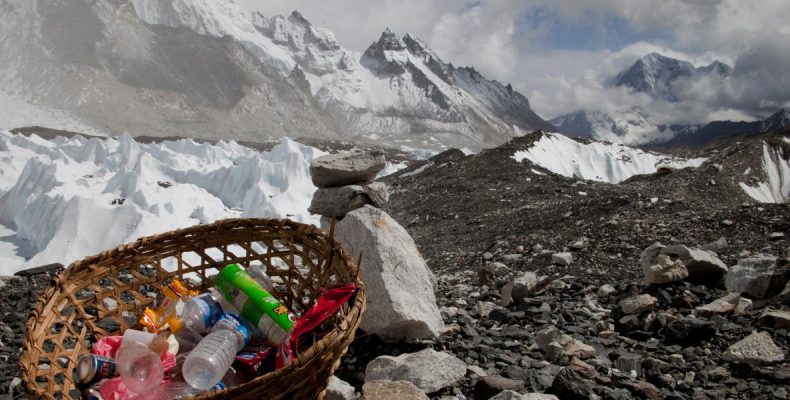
[247,264,275,292]
[183,313,251,391]
[168,293,223,333]
[117,329,165,394]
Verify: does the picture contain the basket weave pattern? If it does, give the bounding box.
[20,218,365,400]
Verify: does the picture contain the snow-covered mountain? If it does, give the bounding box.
[0,0,552,151]
[551,53,735,144]
[614,52,731,102]
[549,107,696,145]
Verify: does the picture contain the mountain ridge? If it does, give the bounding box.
[0,0,552,151]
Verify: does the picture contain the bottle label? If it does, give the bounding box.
[219,313,251,346]
[194,295,222,329]
[214,264,295,334]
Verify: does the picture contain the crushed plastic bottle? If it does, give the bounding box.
[183,313,251,391]
[116,330,165,395]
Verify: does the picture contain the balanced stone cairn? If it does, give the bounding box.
[308,150,389,218]
[308,151,445,341]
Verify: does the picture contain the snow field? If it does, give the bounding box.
[511,132,707,184]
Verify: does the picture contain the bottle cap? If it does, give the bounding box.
[122,329,156,346]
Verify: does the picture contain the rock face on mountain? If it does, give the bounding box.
[0,0,552,150]
[658,109,790,149]
[614,52,731,102]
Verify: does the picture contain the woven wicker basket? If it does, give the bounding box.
[20,218,365,400]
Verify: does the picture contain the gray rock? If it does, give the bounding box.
[597,284,616,298]
[662,245,728,282]
[489,391,524,400]
[550,367,595,399]
[362,381,429,400]
[475,375,525,399]
[309,182,389,218]
[700,237,728,254]
[477,301,498,318]
[490,391,559,400]
[513,271,540,295]
[694,292,740,317]
[334,206,444,340]
[327,376,357,400]
[725,255,785,299]
[535,327,596,361]
[310,151,386,188]
[522,395,560,400]
[641,243,689,284]
[614,353,643,377]
[467,365,488,378]
[365,349,466,394]
[759,310,790,330]
[618,294,657,314]
[769,232,785,241]
[722,331,785,365]
[552,252,573,266]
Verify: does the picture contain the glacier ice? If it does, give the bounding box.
[0,130,326,275]
[511,132,706,184]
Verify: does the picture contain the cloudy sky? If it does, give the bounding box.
[237,0,790,124]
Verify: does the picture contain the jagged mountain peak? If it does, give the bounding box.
[615,52,731,101]
[0,0,554,151]
[372,28,408,51]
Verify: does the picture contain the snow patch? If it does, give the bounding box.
[0,131,326,275]
[401,162,434,178]
[739,142,790,203]
[511,132,706,184]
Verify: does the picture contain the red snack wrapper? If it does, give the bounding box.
[275,283,356,368]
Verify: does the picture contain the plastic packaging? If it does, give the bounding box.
[116,330,165,394]
[140,279,198,333]
[182,313,251,391]
[214,264,295,345]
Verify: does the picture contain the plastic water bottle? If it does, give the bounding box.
[168,293,223,333]
[117,330,164,394]
[183,313,251,390]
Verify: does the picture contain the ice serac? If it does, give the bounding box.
[0,131,326,275]
[739,140,790,203]
[332,206,445,340]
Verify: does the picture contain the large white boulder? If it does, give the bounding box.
[333,205,445,340]
[365,349,466,394]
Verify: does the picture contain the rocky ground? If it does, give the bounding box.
[2,129,788,399]
[0,264,63,399]
[331,130,790,399]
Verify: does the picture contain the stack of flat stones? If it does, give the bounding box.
[309,150,389,219]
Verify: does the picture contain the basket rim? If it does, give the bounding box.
[20,217,366,399]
